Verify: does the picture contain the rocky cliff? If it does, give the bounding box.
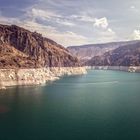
[68,40,139,63]
[0,24,79,68]
[86,42,140,66]
[0,24,87,89]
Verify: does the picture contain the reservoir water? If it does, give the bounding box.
[0,70,140,140]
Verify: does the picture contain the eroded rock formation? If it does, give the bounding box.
[0,24,87,89]
[0,24,79,68]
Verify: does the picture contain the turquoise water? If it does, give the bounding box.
[0,70,140,140]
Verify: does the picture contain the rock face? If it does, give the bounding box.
[0,24,87,89]
[68,41,139,63]
[0,67,87,89]
[0,24,79,68]
[86,42,140,66]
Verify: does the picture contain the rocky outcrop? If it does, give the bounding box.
[0,24,79,68]
[0,67,87,89]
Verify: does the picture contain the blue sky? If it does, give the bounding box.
[0,0,140,47]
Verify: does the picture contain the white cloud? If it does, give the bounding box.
[129,5,140,13]
[0,7,118,46]
[51,31,88,46]
[0,14,21,25]
[107,28,116,35]
[0,12,117,46]
[27,8,75,27]
[130,5,136,9]
[131,29,140,40]
[92,17,117,43]
[69,11,96,23]
[55,18,75,27]
[22,20,88,46]
[70,14,94,22]
[31,8,62,19]
[0,13,88,47]
[0,9,88,46]
[93,17,108,29]
[96,28,117,43]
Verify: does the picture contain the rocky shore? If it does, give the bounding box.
[87,66,140,73]
[0,67,87,89]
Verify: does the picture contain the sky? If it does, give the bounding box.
[0,0,140,47]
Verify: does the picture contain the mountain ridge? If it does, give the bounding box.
[85,41,140,66]
[0,24,80,68]
[68,40,140,61]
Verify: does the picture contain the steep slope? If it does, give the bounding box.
[0,24,79,68]
[68,41,139,62]
[86,42,140,66]
[0,43,37,68]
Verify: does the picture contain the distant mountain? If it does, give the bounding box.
[68,41,139,63]
[85,42,140,66]
[0,24,80,68]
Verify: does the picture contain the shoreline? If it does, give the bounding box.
[86,66,140,73]
[0,67,87,89]
[1,66,140,90]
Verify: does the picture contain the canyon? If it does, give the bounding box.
[1,24,140,89]
[68,41,139,62]
[0,24,86,89]
[68,41,140,67]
